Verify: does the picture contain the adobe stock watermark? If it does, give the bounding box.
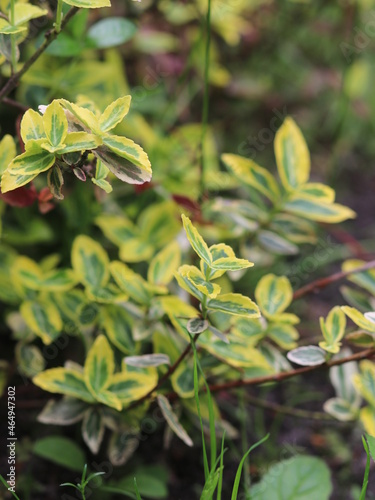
[237,106,289,160]
[340,11,375,63]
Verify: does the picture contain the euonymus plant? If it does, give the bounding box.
[1,0,374,498]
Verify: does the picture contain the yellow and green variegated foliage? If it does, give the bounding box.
[221,117,356,257]
[33,335,157,411]
[1,96,152,196]
[353,361,375,436]
[319,307,346,354]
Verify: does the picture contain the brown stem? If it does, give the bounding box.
[192,347,375,396]
[244,394,334,421]
[293,259,375,300]
[3,97,29,112]
[0,7,79,103]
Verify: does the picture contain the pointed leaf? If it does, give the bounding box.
[99,96,132,132]
[33,368,95,403]
[157,394,193,447]
[84,335,114,397]
[274,117,310,190]
[72,235,110,289]
[207,293,260,318]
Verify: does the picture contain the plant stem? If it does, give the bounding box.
[199,0,211,199]
[0,7,79,103]
[55,0,63,32]
[10,0,16,74]
[293,258,375,300]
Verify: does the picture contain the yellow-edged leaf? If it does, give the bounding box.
[63,0,111,8]
[110,260,153,305]
[99,96,131,132]
[274,117,310,190]
[353,360,375,407]
[181,214,212,265]
[283,195,356,223]
[293,183,335,203]
[0,135,16,175]
[341,306,375,333]
[43,101,68,148]
[84,335,114,397]
[100,305,135,355]
[221,153,280,203]
[20,109,46,144]
[255,274,293,318]
[71,235,110,289]
[6,149,55,176]
[207,293,260,318]
[148,241,181,286]
[20,300,62,345]
[342,259,375,296]
[33,368,95,403]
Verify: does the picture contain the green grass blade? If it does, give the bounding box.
[360,436,371,500]
[134,478,143,500]
[216,432,226,500]
[0,475,21,500]
[231,434,270,500]
[191,336,210,480]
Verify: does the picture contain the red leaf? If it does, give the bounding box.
[0,185,37,207]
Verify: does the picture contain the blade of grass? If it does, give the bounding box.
[216,432,226,500]
[231,434,270,500]
[360,436,371,500]
[0,475,21,500]
[134,478,143,500]
[191,334,210,480]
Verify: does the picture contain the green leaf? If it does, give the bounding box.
[57,132,101,154]
[110,261,153,305]
[124,354,170,368]
[6,148,55,177]
[33,436,85,472]
[72,235,110,289]
[84,335,115,397]
[257,229,298,255]
[287,346,326,366]
[221,153,280,203]
[148,241,181,286]
[255,273,293,318]
[99,96,132,132]
[187,318,209,335]
[283,196,356,223]
[82,408,105,454]
[341,306,375,333]
[37,398,88,426]
[250,455,332,499]
[47,165,64,199]
[274,117,310,191]
[181,214,212,265]
[33,368,95,403]
[342,259,375,296]
[354,361,375,407]
[323,398,358,421]
[63,0,111,8]
[20,109,46,144]
[88,18,137,49]
[293,183,335,202]
[20,299,62,345]
[186,266,221,298]
[107,368,157,407]
[16,343,45,378]
[207,293,260,318]
[92,159,112,192]
[0,18,26,34]
[100,305,135,355]
[267,323,299,350]
[319,306,346,353]
[43,101,68,148]
[116,466,168,499]
[102,135,151,170]
[14,4,48,26]
[95,144,152,184]
[0,170,37,192]
[157,394,193,447]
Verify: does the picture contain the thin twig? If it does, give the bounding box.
[0,7,79,103]
[3,97,29,112]
[194,347,375,396]
[244,394,334,421]
[293,259,375,300]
